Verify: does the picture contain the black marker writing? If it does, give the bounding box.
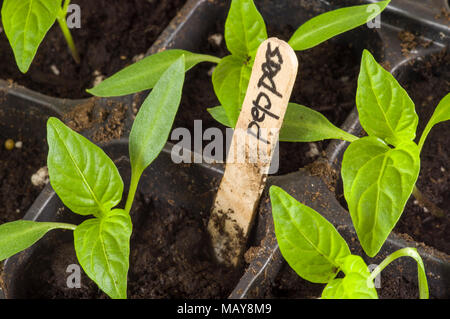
[248,42,284,144]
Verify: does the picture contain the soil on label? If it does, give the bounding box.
[0,136,47,224]
[169,22,363,175]
[13,192,244,299]
[0,0,187,98]
[394,49,450,255]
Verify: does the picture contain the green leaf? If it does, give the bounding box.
[357,50,418,146]
[418,92,450,152]
[87,49,220,97]
[207,103,359,143]
[0,220,75,261]
[289,1,390,51]
[224,0,267,60]
[270,186,351,283]
[338,254,371,277]
[342,136,420,257]
[207,106,232,127]
[47,117,123,217]
[322,272,378,299]
[280,103,358,142]
[1,0,63,73]
[212,56,252,127]
[323,255,377,299]
[74,209,132,299]
[129,55,185,177]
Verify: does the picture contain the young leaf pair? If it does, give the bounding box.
[0,56,186,299]
[1,0,79,73]
[87,0,390,134]
[280,49,450,258]
[270,186,429,299]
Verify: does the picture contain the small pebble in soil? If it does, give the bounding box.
[208,33,223,47]
[306,143,320,158]
[92,70,105,87]
[50,64,60,76]
[15,141,23,149]
[4,139,14,150]
[207,66,216,77]
[31,166,49,187]
[132,53,145,63]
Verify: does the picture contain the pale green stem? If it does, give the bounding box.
[57,0,80,64]
[203,55,221,64]
[51,222,77,231]
[124,170,141,214]
[417,119,434,154]
[341,131,359,143]
[368,247,429,299]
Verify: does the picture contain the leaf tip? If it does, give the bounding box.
[18,64,30,74]
[47,116,60,129]
[361,49,373,61]
[380,0,391,9]
[269,185,282,198]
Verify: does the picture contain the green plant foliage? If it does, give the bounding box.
[0,58,186,299]
[270,186,428,299]
[224,0,267,60]
[208,103,358,142]
[129,55,186,177]
[418,92,450,151]
[357,50,418,146]
[47,117,124,218]
[1,0,79,73]
[0,221,75,261]
[88,0,389,131]
[341,137,420,256]
[1,0,63,73]
[288,1,390,51]
[74,209,132,299]
[87,50,219,97]
[270,186,351,283]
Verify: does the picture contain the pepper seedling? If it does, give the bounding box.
[270,186,429,299]
[87,0,390,138]
[1,0,80,73]
[272,50,450,258]
[0,56,186,299]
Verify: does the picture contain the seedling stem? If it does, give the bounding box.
[57,0,80,64]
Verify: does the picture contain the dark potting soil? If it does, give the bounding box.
[16,192,243,299]
[0,136,47,224]
[0,0,187,98]
[169,22,361,175]
[393,49,450,255]
[62,98,129,143]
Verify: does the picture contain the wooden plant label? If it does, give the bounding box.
[208,38,298,266]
